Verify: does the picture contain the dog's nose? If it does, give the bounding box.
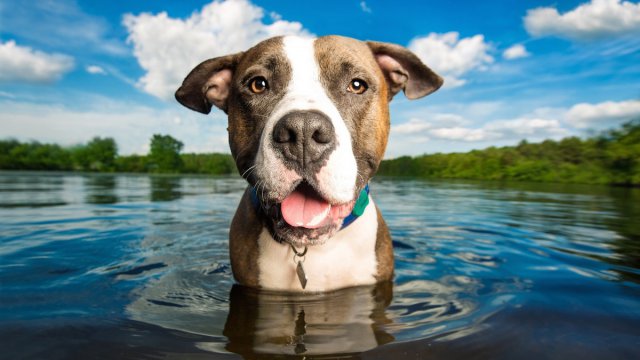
[272,110,336,167]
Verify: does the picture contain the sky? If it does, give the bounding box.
[0,0,639,157]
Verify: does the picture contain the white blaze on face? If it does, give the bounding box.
[254,36,358,204]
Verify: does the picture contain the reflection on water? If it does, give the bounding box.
[84,175,119,204]
[0,172,68,207]
[224,284,394,356]
[150,175,183,202]
[128,280,395,356]
[1,172,639,359]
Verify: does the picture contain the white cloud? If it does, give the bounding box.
[123,0,312,100]
[386,99,638,157]
[408,32,493,88]
[565,100,640,128]
[392,118,434,134]
[0,99,230,155]
[524,0,640,41]
[360,1,372,13]
[415,117,567,143]
[392,113,568,143]
[86,65,107,75]
[390,99,639,151]
[485,118,567,138]
[392,114,468,134]
[429,127,493,142]
[0,40,74,83]
[502,44,530,60]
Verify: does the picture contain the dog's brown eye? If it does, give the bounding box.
[347,79,368,94]
[249,77,268,94]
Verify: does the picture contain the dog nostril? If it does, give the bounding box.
[274,127,295,144]
[312,129,331,144]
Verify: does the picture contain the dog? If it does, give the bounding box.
[176,35,442,292]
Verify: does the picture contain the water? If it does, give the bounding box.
[1,171,639,359]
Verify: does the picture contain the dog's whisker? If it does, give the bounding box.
[241,164,256,179]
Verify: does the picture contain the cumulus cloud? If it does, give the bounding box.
[392,118,434,135]
[427,118,567,142]
[392,113,568,143]
[408,32,493,88]
[502,44,530,60]
[429,127,493,142]
[0,40,74,83]
[123,0,312,100]
[391,99,639,148]
[392,114,468,134]
[485,118,567,138]
[86,65,107,75]
[565,99,640,128]
[524,0,640,41]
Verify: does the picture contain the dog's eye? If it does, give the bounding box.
[249,77,268,94]
[347,79,368,94]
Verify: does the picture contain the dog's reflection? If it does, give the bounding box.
[224,282,395,357]
[126,269,394,356]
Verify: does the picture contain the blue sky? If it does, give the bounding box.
[1,0,639,156]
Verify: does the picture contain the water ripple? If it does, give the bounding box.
[1,173,639,359]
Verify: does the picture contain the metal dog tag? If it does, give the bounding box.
[296,261,308,289]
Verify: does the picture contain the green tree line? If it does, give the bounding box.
[0,134,236,175]
[1,121,638,185]
[378,120,640,186]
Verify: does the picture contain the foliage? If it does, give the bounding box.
[181,153,237,174]
[0,140,73,171]
[147,134,184,173]
[0,135,236,175]
[378,120,640,186]
[72,137,118,171]
[115,154,149,173]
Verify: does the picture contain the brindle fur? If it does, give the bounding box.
[176,35,443,289]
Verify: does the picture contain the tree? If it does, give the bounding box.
[73,137,118,171]
[115,154,149,173]
[181,153,237,174]
[148,134,184,172]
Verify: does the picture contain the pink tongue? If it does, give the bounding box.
[281,189,331,229]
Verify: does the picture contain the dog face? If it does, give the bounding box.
[176,35,442,247]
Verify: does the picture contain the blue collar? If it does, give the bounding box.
[249,184,370,231]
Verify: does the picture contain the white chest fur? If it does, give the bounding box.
[257,196,379,292]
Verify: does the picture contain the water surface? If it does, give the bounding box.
[1,172,639,359]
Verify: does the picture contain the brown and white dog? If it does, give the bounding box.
[176,35,442,292]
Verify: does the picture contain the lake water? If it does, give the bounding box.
[1,171,639,359]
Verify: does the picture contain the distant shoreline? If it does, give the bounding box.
[2,120,639,187]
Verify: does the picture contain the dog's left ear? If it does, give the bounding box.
[367,41,443,100]
[175,52,244,114]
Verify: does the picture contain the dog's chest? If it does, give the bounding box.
[257,197,379,292]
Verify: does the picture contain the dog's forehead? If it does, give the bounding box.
[237,35,377,74]
[236,36,288,73]
[314,35,378,69]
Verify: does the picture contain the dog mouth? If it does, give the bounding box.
[280,182,353,228]
[261,181,356,245]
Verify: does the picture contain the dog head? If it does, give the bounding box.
[176,35,442,246]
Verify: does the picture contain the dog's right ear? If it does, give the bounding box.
[175,52,244,114]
